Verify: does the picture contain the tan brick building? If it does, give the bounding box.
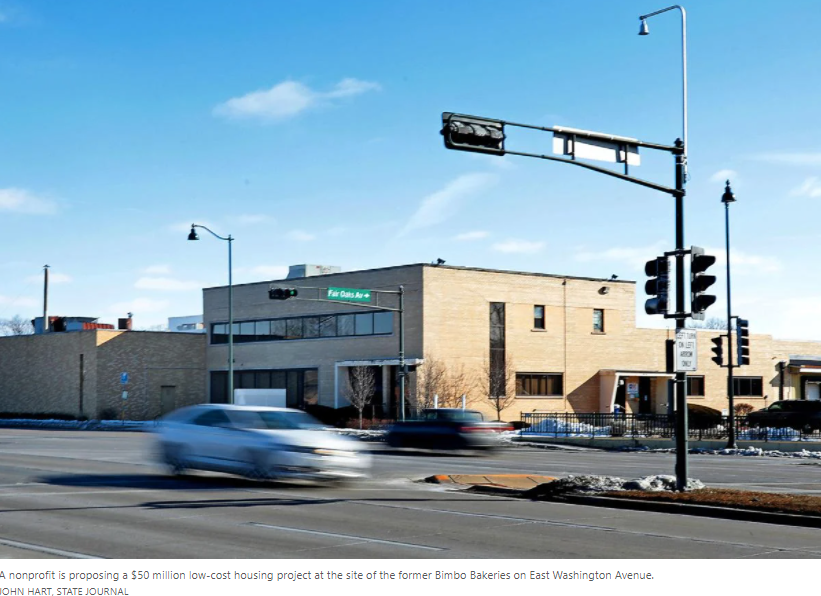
[0,330,206,420]
[203,264,821,421]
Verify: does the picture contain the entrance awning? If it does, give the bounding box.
[336,358,424,367]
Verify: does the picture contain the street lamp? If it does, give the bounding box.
[188,224,235,404]
[639,5,688,180]
[639,4,691,491]
[722,181,738,448]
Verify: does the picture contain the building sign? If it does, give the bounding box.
[120,372,129,385]
[327,287,372,303]
[626,382,639,399]
[675,329,698,372]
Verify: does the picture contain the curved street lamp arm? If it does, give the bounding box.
[192,223,232,242]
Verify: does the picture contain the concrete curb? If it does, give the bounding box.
[462,484,821,529]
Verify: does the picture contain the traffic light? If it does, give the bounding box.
[690,246,717,319]
[711,336,724,366]
[736,318,750,366]
[441,113,506,155]
[644,256,669,315]
[269,287,298,300]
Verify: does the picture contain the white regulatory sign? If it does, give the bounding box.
[675,329,698,372]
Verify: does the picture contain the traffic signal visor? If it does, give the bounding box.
[690,247,718,315]
[644,256,669,315]
[710,336,724,366]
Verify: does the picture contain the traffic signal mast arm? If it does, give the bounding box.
[442,113,684,198]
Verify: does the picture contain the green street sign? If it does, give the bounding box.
[327,287,372,303]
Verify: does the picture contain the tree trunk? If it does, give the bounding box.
[359,410,363,430]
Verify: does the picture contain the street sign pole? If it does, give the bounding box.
[398,285,406,422]
[673,141,689,492]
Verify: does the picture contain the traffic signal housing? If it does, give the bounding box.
[269,287,298,300]
[690,246,717,319]
[736,318,750,365]
[644,256,669,315]
[441,113,506,155]
[711,336,724,366]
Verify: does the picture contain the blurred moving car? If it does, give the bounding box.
[746,400,821,432]
[385,408,512,451]
[154,404,371,481]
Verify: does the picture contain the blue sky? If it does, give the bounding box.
[1,0,820,340]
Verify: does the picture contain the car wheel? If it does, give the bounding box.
[164,444,187,476]
[244,450,269,480]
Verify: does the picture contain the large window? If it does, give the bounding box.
[210,368,318,408]
[734,376,763,397]
[516,373,563,397]
[533,305,545,330]
[489,303,506,397]
[687,376,705,397]
[210,311,394,344]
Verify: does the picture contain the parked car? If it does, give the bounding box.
[746,400,821,432]
[385,408,513,451]
[153,404,371,481]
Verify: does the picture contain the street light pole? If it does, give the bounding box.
[640,5,688,180]
[722,181,737,448]
[189,224,235,404]
[640,4,690,491]
[398,285,406,422]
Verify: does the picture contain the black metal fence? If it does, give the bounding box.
[520,412,821,442]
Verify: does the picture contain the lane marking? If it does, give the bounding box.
[0,537,100,559]
[247,522,445,551]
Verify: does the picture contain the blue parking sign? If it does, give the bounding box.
[120,372,128,385]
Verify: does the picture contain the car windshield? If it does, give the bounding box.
[422,410,484,422]
[230,410,325,430]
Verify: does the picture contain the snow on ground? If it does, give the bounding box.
[536,474,705,494]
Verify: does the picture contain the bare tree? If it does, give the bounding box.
[413,354,474,413]
[0,315,34,336]
[346,366,376,429]
[686,317,728,330]
[478,354,517,421]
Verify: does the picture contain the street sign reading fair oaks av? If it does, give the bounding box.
[327,287,372,303]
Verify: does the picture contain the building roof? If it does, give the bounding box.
[202,262,635,292]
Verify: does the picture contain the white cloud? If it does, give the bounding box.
[213,78,380,122]
[0,188,58,215]
[239,265,289,280]
[705,246,782,274]
[108,298,170,315]
[401,173,498,236]
[134,277,202,291]
[750,152,821,166]
[24,273,71,284]
[790,177,821,198]
[143,264,171,275]
[709,169,738,183]
[454,230,489,241]
[574,242,667,270]
[0,295,38,308]
[286,230,315,241]
[491,239,545,254]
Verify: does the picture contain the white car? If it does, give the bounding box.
[153,404,371,481]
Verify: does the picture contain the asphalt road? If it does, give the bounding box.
[0,428,820,559]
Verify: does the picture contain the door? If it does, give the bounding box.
[807,382,820,402]
[160,386,176,415]
[638,377,652,415]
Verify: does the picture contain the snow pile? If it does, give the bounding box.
[331,428,386,441]
[0,418,152,430]
[528,474,704,498]
[521,417,614,437]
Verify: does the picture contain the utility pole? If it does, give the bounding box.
[42,265,50,334]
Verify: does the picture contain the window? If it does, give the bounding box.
[337,314,355,336]
[489,303,506,397]
[303,317,320,339]
[285,318,303,339]
[533,305,545,330]
[516,373,563,397]
[593,309,605,333]
[687,376,705,396]
[270,319,286,340]
[255,320,271,341]
[193,409,231,427]
[373,311,393,334]
[734,376,763,397]
[211,323,228,344]
[319,315,337,337]
[355,312,373,335]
